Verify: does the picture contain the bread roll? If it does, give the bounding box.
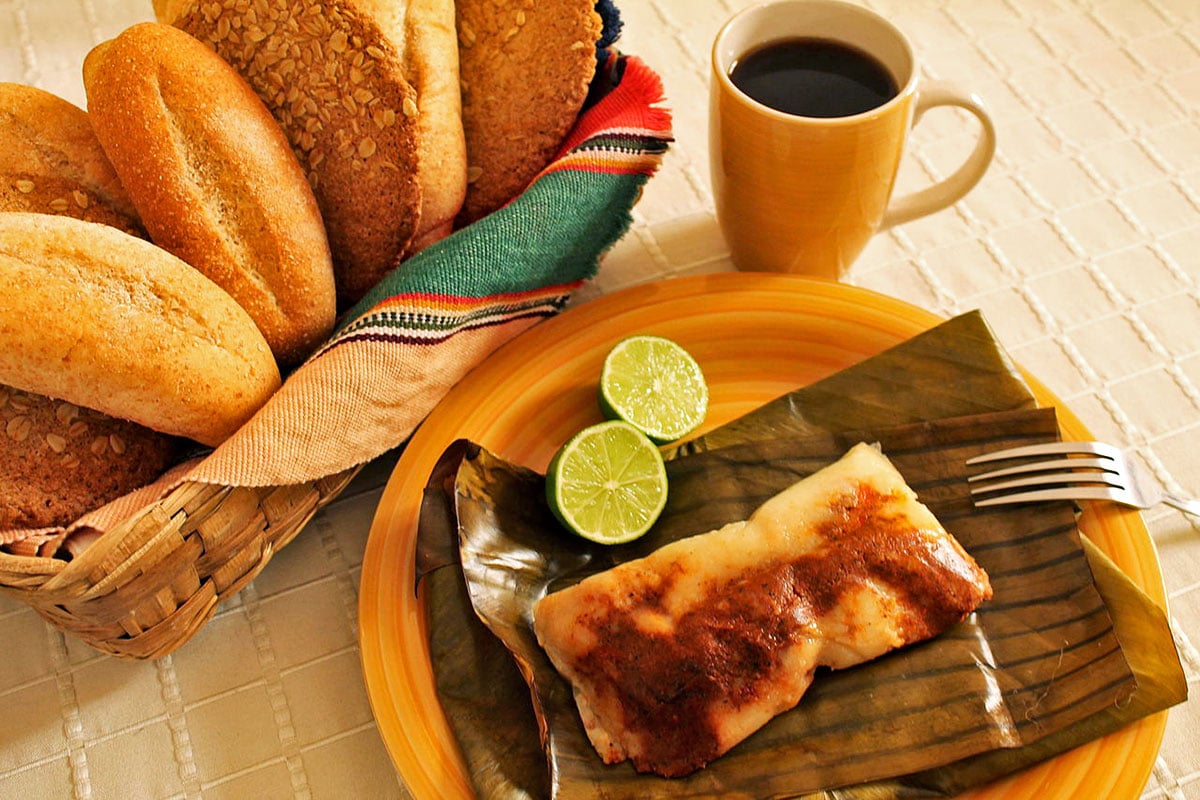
[455,0,602,223]
[0,387,179,530]
[356,0,467,255]
[0,213,281,448]
[0,83,180,531]
[151,0,189,22]
[169,1,431,307]
[83,22,336,364]
[0,82,143,236]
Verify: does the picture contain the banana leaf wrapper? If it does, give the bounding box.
[415,311,1186,799]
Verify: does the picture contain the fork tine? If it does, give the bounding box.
[968,457,1117,482]
[972,486,1124,507]
[970,470,1124,496]
[965,441,1122,465]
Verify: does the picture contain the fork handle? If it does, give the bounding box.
[1162,494,1200,517]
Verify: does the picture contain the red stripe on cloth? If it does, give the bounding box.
[556,55,673,160]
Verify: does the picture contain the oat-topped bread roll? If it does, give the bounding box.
[166,0,464,306]
[0,82,143,236]
[455,0,603,223]
[83,22,337,364]
[0,213,281,448]
[0,388,179,530]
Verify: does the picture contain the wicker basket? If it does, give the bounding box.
[0,467,359,659]
[0,35,670,661]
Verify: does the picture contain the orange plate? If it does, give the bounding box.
[358,273,1167,800]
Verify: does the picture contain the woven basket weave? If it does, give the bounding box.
[0,467,359,659]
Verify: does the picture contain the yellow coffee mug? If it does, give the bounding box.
[710,0,996,279]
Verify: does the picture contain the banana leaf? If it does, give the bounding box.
[416,311,1186,799]
[670,310,1038,457]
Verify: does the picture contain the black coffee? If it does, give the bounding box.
[729,37,899,118]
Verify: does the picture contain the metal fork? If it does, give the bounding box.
[966,441,1200,516]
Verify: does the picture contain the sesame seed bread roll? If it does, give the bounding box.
[0,82,143,237]
[170,0,427,307]
[0,213,282,448]
[83,22,337,364]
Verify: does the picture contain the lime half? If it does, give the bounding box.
[598,335,708,444]
[545,420,669,544]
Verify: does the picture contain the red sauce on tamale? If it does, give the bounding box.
[570,485,988,777]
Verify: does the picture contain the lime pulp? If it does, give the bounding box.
[598,335,708,444]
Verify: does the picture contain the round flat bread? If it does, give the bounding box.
[455,0,602,224]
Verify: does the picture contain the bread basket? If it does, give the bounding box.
[0,50,672,659]
[0,470,358,658]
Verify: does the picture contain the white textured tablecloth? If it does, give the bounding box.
[2,1,1197,798]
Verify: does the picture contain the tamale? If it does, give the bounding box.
[439,409,1143,798]
[533,443,992,778]
[417,311,1185,800]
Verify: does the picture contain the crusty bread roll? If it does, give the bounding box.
[83,22,337,364]
[455,0,602,223]
[168,0,436,307]
[0,82,143,236]
[0,213,281,448]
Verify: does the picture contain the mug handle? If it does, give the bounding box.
[880,82,997,230]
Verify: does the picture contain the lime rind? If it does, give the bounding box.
[598,335,709,444]
[545,420,668,545]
